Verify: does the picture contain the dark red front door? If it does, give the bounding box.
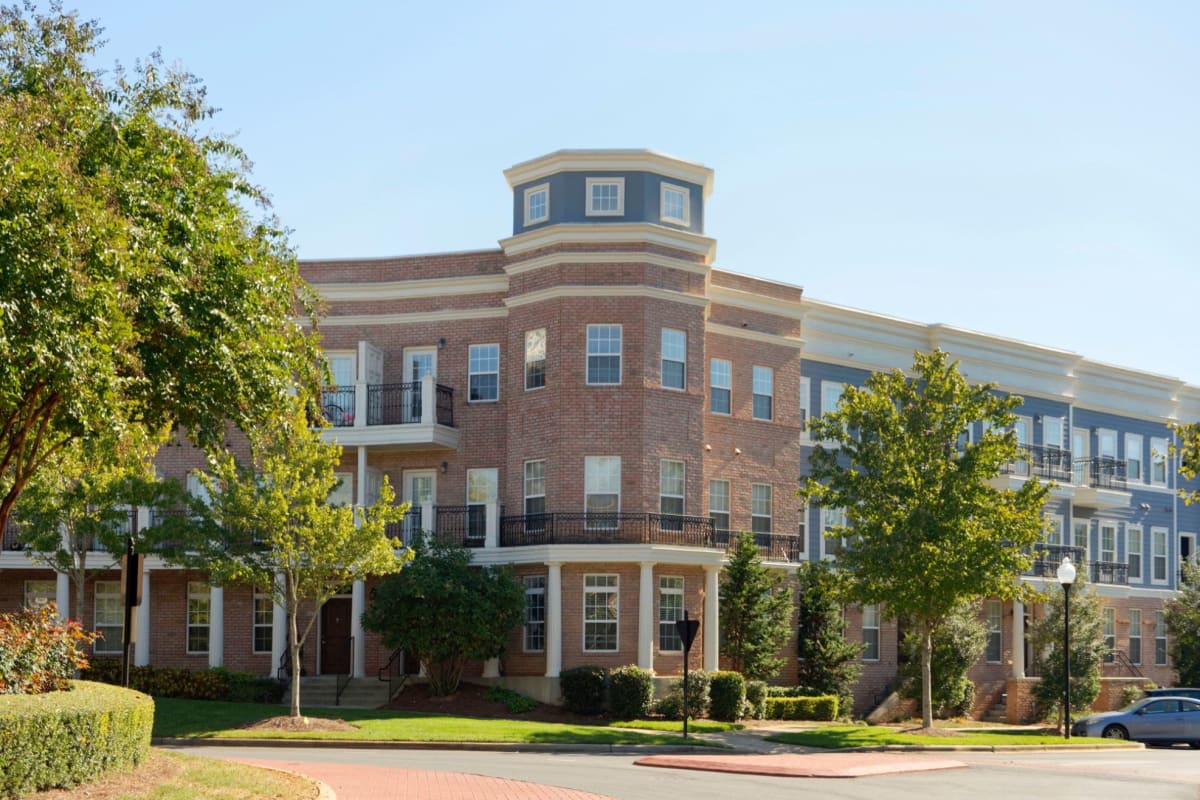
[320,598,352,674]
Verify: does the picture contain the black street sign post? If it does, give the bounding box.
[120,533,143,688]
[674,609,700,739]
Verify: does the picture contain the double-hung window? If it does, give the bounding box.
[468,344,499,402]
[466,468,497,541]
[523,576,546,652]
[1151,437,1169,485]
[1127,526,1143,582]
[585,456,620,529]
[23,580,55,610]
[861,604,880,661]
[659,460,685,529]
[253,588,273,654]
[751,484,772,533]
[821,381,844,419]
[661,329,686,390]
[524,460,546,523]
[1156,612,1168,665]
[525,329,546,390]
[658,576,684,651]
[583,575,619,651]
[524,183,549,225]
[586,178,624,216]
[1103,607,1115,662]
[586,325,621,385]
[985,600,1002,662]
[1100,523,1117,563]
[709,359,731,414]
[94,580,123,654]
[1152,527,1168,583]
[1125,433,1143,482]
[660,183,690,225]
[799,377,811,431]
[709,479,730,532]
[187,581,211,654]
[1128,608,1142,665]
[752,366,773,421]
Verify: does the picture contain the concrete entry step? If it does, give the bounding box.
[290,676,393,709]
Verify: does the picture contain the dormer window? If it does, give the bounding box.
[586,177,624,216]
[660,183,690,225]
[524,183,549,225]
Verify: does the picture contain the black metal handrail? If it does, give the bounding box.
[364,382,456,427]
[335,636,354,706]
[1090,560,1129,585]
[1109,648,1144,678]
[321,387,356,427]
[386,505,500,549]
[378,647,408,702]
[1000,444,1073,482]
[1,521,23,551]
[499,513,715,548]
[277,645,305,681]
[435,384,454,426]
[1024,544,1085,577]
[714,529,805,562]
[1077,456,1128,490]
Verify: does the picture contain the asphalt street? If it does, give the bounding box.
[178,745,1200,800]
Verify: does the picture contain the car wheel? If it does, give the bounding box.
[1102,725,1129,740]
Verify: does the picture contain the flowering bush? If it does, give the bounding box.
[0,604,97,694]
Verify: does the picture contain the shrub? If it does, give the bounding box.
[217,668,287,704]
[709,671,747,721]
[1119,684,1146,707]
[0,680,153,797]
[82,659,284,703]
[744,680,767,720]
[608,665,654,720]
[765,685,810,698]
[560,665,608,715]
[654,692,684,720]
[485,685,538,714]
[764,694,839,721]
[657,670,710,720]
[0,604,96,694]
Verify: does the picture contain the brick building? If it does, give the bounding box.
[3,149,1199,718]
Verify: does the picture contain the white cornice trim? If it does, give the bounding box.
[708,284,806,317]
[314,275,509,302]
[469,543,727,567]
[499,223,717,263]
[315,307,509,327]
[505,251,710,277]
[505,285,709,309]
[707,322,806,349]
[503,149,715,198]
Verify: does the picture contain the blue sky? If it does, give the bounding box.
[76,1,1200,384]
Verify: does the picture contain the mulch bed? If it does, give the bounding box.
[241,715,359,733]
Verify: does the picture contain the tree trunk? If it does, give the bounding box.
[921,620,934,730]
[288,577,302,718]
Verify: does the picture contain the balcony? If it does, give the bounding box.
[1089,560,1129,585]
[1073,456,1131,510]
[499,513,715,548]
[714,529,806,563]
[1024,543,1085,578]
[386,505,490,549]
[319,376,459,451]
[1,520,23,551]
[999,444,1073,483]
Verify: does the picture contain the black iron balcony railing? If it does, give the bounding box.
[1024,543,1086,577]
[1000,444,1073,482]
[1076,456,1128,490]
[365,382,455,427]
[1,520,23,551]
[714,529,806,562]
[499,513,715,548]
[321,387,356,427]
[1090,560,1129,585]
[385,504,497,549]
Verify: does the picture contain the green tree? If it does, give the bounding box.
[0,5,321,533]
[362,536,525,696]
[898,601,986,718]
[14,428,184,622]
[801,349,1049,729]
[795,560,862,714]
[1175,422,1200,505]
[719,532,795,681]
[1031,577,1106,729]
[1166,560,1200,686]
[181,400,407,717]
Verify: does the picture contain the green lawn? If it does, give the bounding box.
[609,719,742,733]
[766,725,1127,748]
[153,698,724,746]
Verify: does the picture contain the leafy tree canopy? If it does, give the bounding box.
[795,560,861,714]
[1175,422,1200,505]
[1166,561,1200,687]
[719,531,795,682]
[362,536,525,696]
[1031,577,1106,727]
[0,3,322,532]
[898,601,986,718]
[801,349,1049,727]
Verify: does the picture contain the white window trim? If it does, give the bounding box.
[524,459,546,517]
[799,376,811,434]
[585,177,625,217]
[709,479,730,531]
[584,456,621,529]
[524,328,546,391]
[1150,436,1169,486]
[709,358,732,415]
[985,600,1003,663]
[1097,428,1117,459]
[524,183,549,225]
[94,580,123,654]
[1099,522,1117,564]
[585,324,622,386]
[583,574,619,653]
[751,483,772,534]
[523,575,547,653]
[186,581,211,655]
[1151,526,1169,586]
[468,343,500,403]
[1155,611,1168,666]
[661,328,686,391]
[1126,525,1143,582]
[658,576,684,652]
[861,604,881,662]
[660,459,685,517]
[1044,514,1064,546]
[752,365,774,421]
[659,182,690,225]
[1071,518,1090,562]
[1125,433,1144,483]
[1128,608,1142,665]
[821,506,849,560]
[252,587,273,654]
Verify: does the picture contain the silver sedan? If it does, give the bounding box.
[1072,696,1200,746]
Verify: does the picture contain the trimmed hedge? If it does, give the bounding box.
[609,665,654,719]
[560,665,608,715]
[709,671,746,721]
[82,659,285,703]
[0,680,153,798]
[764,694,839,721]
[656,670,711,720]
[744,680,767,720]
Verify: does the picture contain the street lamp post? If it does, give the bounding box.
[1057,556,1076,740]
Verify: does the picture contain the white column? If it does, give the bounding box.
[208,585,224,669]
[356,447,368,510]
[1011,599,1026,679]
[703,566,720,672]
[351,579,366,678]
[270,572,287,678]
[482,657,501,678]
[55,572,70,620]
[135,571,151,666]
[421,502,434,541]
[484,503,499,549]
[545,562,562,677]
[638,562,655,670]
[420,374,436,426]
[354,380,367,427]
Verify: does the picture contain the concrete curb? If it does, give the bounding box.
[153,737,721,754]
[222,756,337,800]
[827,742,1145,752]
